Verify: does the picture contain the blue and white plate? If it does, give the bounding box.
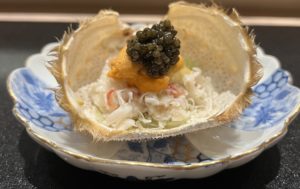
[7,43,300,180]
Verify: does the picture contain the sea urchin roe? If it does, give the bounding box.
[108,47,184,92]
[126,20,181,78]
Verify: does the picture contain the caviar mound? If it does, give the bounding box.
[126,20,181,78]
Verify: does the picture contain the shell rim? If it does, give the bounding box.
[48,2,263,141]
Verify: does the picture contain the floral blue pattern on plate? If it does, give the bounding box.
[10,68,71,132]
[231,69,300,131]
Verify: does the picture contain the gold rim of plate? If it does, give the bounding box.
[7,63,300,170]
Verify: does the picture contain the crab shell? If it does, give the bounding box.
[48,2,262,141]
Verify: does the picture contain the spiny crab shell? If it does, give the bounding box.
[48,1,262,141]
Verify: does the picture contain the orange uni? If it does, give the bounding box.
[108,47,184,92]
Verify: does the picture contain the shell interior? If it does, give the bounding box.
[49,2,262,141]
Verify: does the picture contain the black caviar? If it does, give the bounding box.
[126,20,180,78]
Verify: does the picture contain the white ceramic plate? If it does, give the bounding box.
[7,42,300,180]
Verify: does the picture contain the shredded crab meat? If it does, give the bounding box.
[76,61,235,130]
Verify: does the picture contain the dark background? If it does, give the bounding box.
[1,0,300,17]
[0,22,300,188]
